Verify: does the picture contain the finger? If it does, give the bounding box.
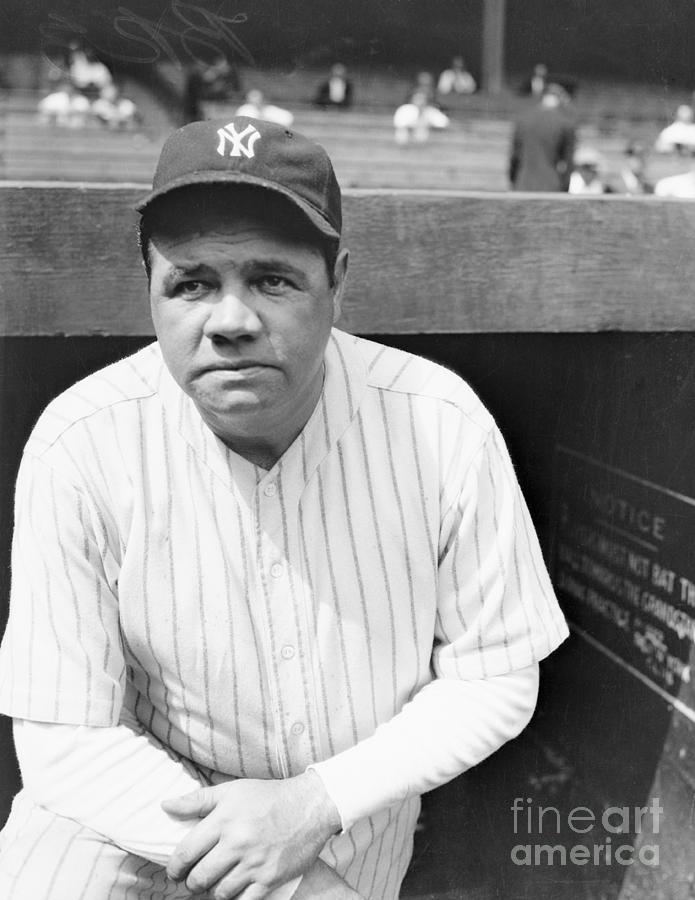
[225,884,269,900]
[208,869,264,900]
[166,824,220,882]
[183,844,244,895]
[162,787,217,819]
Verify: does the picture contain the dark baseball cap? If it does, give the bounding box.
[136,116,342,239]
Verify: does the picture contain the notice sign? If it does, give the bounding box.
[552,446,695,698]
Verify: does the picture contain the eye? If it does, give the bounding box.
[173,280,208,298]
[255,274,293,293]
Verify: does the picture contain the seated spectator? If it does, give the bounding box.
[569,147,605,194]
[201,54,242,101]
[236,89,294,128]
[605,141,653,194]
[313,63,353,109]
[393,89,450,145]
[92,86,139,130]
[518,63,548,98]
[654,165,695,198]
[68,45,113,102]
[437,56,477,96]
[37,81,90,128]
[654,105,695,154]
[410,71,436,104]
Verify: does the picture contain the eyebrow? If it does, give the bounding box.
[247,258,308,280]
[161,264,208,291]
[159,255,316,291]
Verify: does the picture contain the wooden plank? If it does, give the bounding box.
[3,183,695,336]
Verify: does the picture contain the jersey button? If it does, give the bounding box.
[270,563,284,579]
[291,721,305,736]
[263,483,277,498]
[281,645,295,660]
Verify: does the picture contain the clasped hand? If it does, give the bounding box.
[162,770,340,899]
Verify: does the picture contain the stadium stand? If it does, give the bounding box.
[0,62,694,190]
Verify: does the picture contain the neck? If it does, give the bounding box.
[199,364,326,471]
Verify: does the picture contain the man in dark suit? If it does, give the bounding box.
[509,83,576,192]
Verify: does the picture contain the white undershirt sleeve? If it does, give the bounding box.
[14,709,204,864]
[13,711,301,900]
[308,663,539,832]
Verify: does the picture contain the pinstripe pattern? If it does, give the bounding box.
[276,465,319,765]
[0,793,217,898]
[207,469,247,777]
[377,388,422,689]
[355,408,400,716]
[0,330,567,899]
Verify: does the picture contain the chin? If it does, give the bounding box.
[192,386,265,417]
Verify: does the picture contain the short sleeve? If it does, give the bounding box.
[0,452,125,725]
[436,425,568,680]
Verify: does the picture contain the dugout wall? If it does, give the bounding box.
[2,185,695,899]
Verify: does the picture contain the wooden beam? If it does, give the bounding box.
[3,183,695,336]
[481,0,506,95]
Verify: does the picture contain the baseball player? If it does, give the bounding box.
[0,116,569,899]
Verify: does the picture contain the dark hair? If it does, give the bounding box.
[137,185,340,286]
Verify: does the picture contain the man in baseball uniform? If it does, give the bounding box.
[0,117,568,899]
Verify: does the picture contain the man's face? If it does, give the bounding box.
[147,189,346,448]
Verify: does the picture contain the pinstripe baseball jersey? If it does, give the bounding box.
[0,327,568,898]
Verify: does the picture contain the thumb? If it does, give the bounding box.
[162,786,217,819]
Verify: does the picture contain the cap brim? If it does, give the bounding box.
[134,171,340,240]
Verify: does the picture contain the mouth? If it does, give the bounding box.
[204,361,271,372]
[198,362,276,382]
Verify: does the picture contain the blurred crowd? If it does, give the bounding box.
[29,45,695,198]
[38,44,139,130]
[509,62,695,197]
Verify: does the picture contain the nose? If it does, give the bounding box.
[203,287,262,342]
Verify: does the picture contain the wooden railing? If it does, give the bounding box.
[3,185,695,335]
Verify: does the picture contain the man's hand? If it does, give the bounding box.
[162,770,341,899]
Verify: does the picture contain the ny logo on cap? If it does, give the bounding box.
[216,122,261,159]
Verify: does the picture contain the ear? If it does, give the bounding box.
[331,248,349,324]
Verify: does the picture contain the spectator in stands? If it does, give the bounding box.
[509,82,576,191]
[313,63,353,109]
[92,86,139,131]
[437,56,477,97]
[605,141,653,194]
[654,104,695,155]
[518,63,548,98]
[236,89,294,128]
[654,163,695,198]
[202,54,242,101]
[68,44,113,102]
[569,147,606,194]
[37,80,91,128]
[410,71,436,105]
[393,88,450,145]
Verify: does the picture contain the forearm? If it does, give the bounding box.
[13,711,206,865]
[14,713,304,899]
[309,663,539,830]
